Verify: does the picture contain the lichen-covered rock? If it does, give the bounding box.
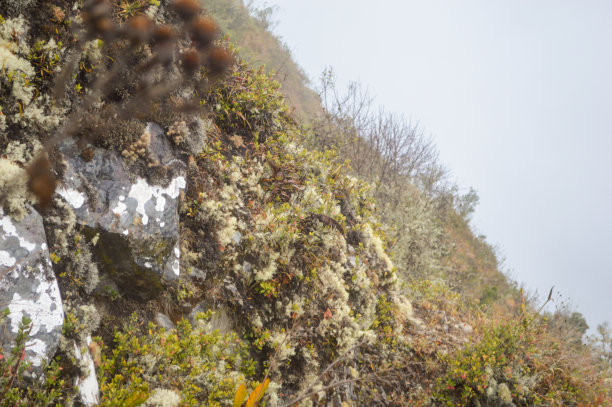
[73,335,100,406]
[0,206,64,370]
[57,123,186,296]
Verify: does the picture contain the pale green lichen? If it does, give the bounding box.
[0,159,30,219]
[145,388,181,407]
[497,382,512,404]
[254,251,279,282]
[82,39,104,66]
[4,139,42,161]
[0,16,67,130]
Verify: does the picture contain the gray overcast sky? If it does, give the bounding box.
[251,0,612,331]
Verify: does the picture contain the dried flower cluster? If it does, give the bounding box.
[166,120,189,144]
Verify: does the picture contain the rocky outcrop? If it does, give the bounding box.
[0,206,64,373]
[57,123,186,299]
[1,122,188,396]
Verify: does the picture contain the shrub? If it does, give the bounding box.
[433,309,612,406]
[0,310,68,406]
[97,311,262,407]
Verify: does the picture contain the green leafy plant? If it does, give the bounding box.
[0,310,67,406]
[433,294,611,406]
[97,311,261,406]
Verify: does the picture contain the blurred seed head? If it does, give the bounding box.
[181,48,201,74]
[26,155,57,209]
[190,17,218,49]
[126,15,154,45]
[172,0,201,22]
[151,25,175,45]
[83,0,111,20]
[207,47,233,74]
[83,0,115,39]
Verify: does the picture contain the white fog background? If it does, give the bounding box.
[249,0,612,333]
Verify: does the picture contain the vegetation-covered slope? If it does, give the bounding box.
[0,0,611,406]
[202,0,322,121]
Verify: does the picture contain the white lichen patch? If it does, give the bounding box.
[112,201,127,216]
[6,272,64,366]
[73,335,100,406]
[1,208,64,367]
[145,388,181,407]
[113,177,186,226]
[0,209,35,251]
[0,250,16,267]
[57,187,86,209]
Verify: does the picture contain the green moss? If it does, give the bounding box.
[83,227,166,301]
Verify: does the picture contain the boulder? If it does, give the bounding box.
[0,206,64,372]
[57,123,186,299]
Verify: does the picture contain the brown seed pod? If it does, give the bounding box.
[26,155,57,209]
[172,0,201,22]
[80,147,95,162]
[126,15,153,44]
[82,0,114,38]
[206,47,233,74]
[181,48,201,73]
[83,0,111,21]
[190,17,218,49]
[151,25,175,45]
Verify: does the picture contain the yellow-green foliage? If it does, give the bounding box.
[208,59,289,143]
[202,0,322,120]
[442,210,519,310]
[434,312,611,406]
[97,312,259,407]
[182,58,411,401]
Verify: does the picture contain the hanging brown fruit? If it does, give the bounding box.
[26,155,57,209]
[190,17,218,49]
[126,15,153,45]
[172,0,201,22]
[181,48,201,73]
[207,47,233,74]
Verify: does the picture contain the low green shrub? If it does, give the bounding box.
[97,311,263,407]
[433,309,611,406]
[0,309,67,406]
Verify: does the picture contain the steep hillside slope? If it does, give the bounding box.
[0,1,610,406]
[202,0,322,120]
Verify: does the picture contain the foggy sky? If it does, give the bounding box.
[250,0,612,332]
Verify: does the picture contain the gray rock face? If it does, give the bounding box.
[154,312,175,330]
[0,207,64,370]
[57,123,186,298]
